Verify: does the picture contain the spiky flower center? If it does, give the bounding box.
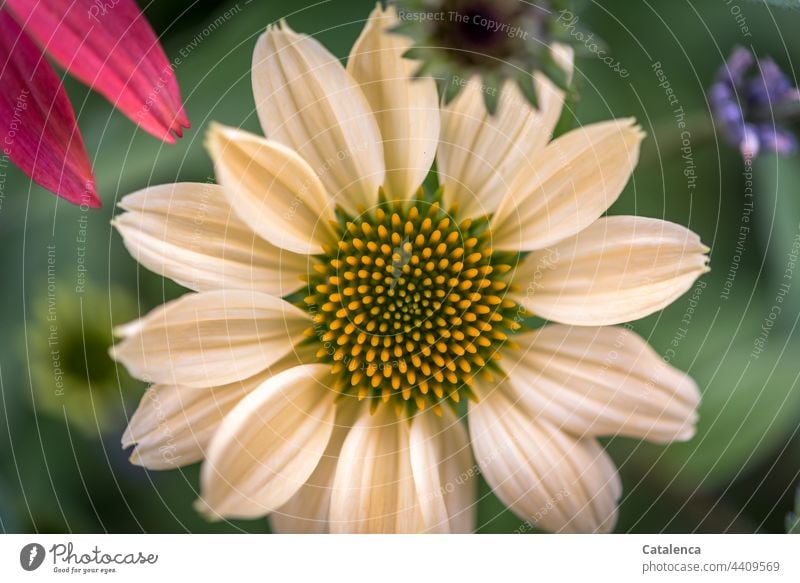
[303,194,521,417]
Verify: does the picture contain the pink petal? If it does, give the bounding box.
[0,10,99,207]
[7,0,190,143]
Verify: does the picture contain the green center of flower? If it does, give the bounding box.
[302,191,521,417]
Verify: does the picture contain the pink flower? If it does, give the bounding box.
[0,0,190,207]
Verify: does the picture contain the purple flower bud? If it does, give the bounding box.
[758,125,798,156]
[723,46,754,85]
[761,59,794,98]
[741,124,760,159]
[709,46,799,159]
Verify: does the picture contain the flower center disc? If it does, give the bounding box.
[304,193,521,417]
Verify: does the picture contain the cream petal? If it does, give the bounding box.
[503,325,700,443]
[469,384,621,533]
[409,409,476,533]
[492,119,645,251]
[207,124,337,255]
[513,216,710,326]
[347,4,439,201]
[270,402,358,533]
[122,344,317,470]
[111,290,308,389]
[114,182,308,295]
[438,45,573,218]
[329,407,423,533]
[197,364,336,519]
[123,375,264,470]
[252,22,384,214]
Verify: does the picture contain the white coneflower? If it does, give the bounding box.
[112,5,708,533]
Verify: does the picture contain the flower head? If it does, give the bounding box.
[710,46,800,159]
[391,0,580,112]
[112,6,708,533]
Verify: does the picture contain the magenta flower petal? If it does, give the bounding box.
[7,0,190,143]
[0,10,99,207]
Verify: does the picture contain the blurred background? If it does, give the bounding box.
[1,0,800,533]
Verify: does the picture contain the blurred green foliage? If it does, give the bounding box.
[1,0,800,533]
[787,487,800,533]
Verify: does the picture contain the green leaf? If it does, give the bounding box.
[481,71,503,115]
[440,74,466,105]
[541,53,570,92]
[388,20,418,36]
[515,71,539,110]
[401,46,433,61]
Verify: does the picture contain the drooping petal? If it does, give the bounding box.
[207,124,337,255]
[270,402,358,533]
[347,4,439,201]
[329,406,423,532]
[111,290,309,389]
[492,119,645,251]
[197,364,336,519]
[115,182,308,295]
[0,10,98,207]
[437,44,573,218]
[123,375,263,471]
[469,384,621,533]
[122,344,317,470]
[513,216,710,326]
[502,325,700,443]
[409,409,476,533]
[7,0,189,142]
[252,21,384,214]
